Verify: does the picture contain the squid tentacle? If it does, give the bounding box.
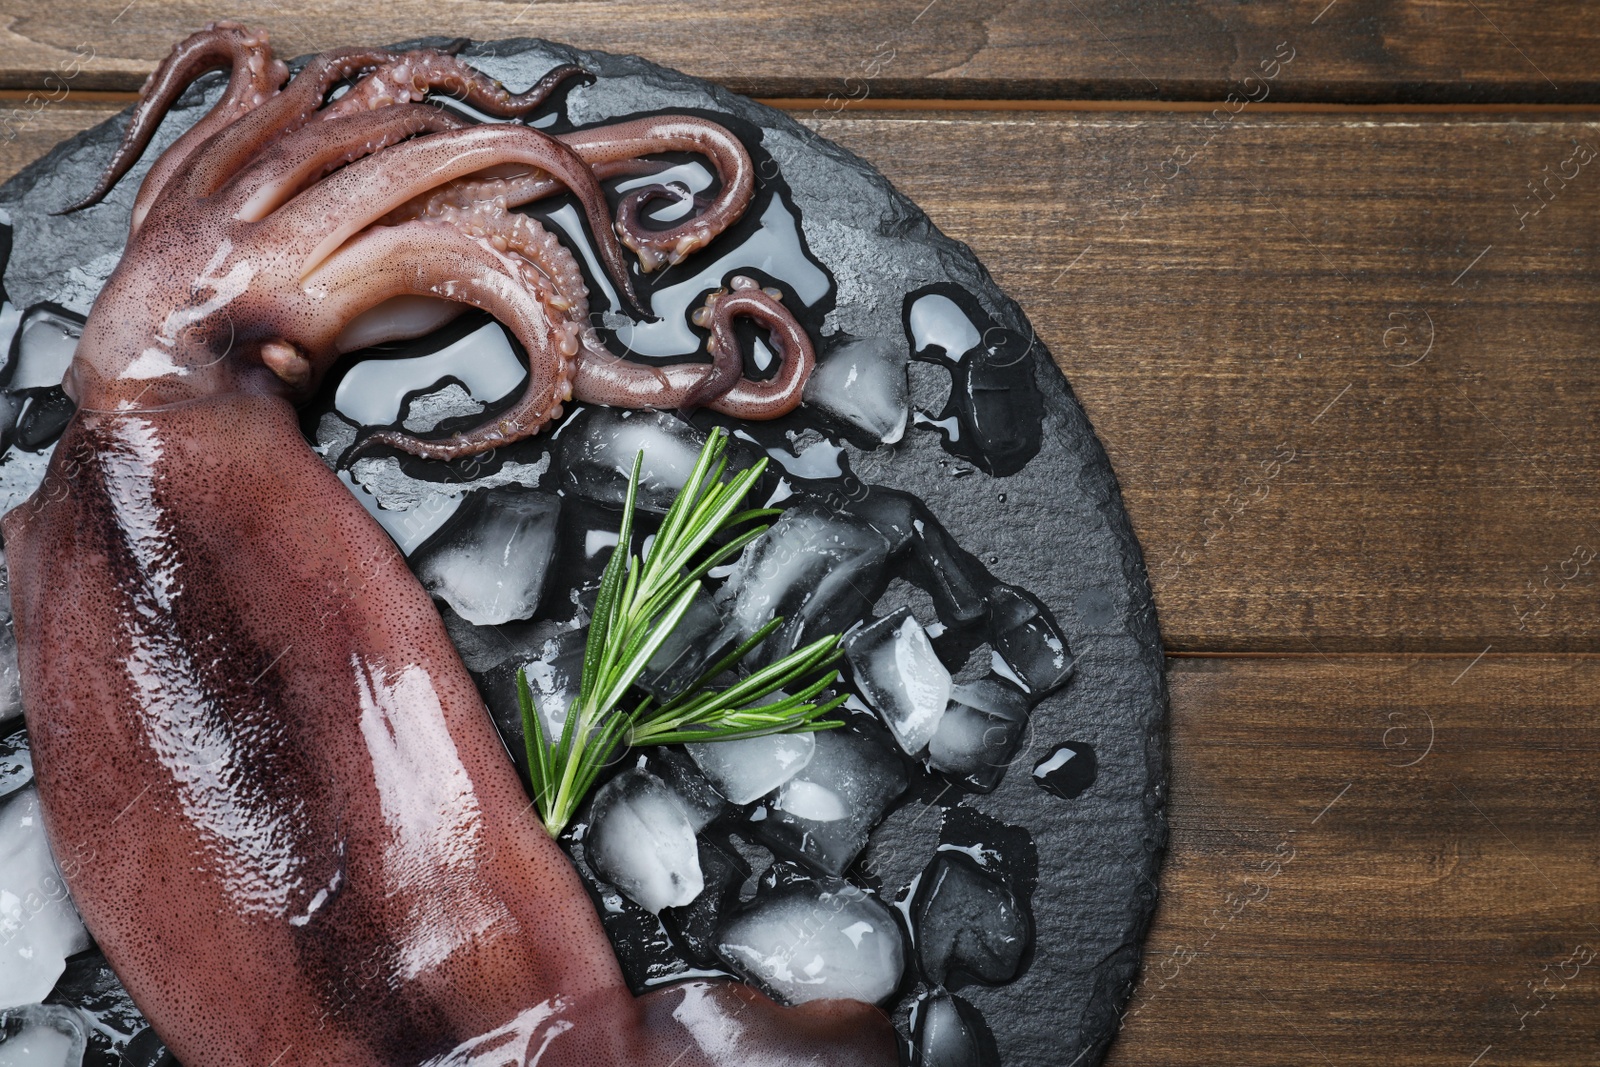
[154,47,399,213]
[424,201,591,320]
[203,47,578,220]
[385,201,793,419]
[570,116,756,271]
[257,123,644,315]
[328,197,591,362]
[383,157,669,225]
[65,28,803,447]
[695,277,815,416]
[569,116,756,269]
[388,116,755,271]
[59,21,287,219]
[330,203,601,458]
[322,216,814,458]
[573,275,814,418]
[220,104,472,223]
[321,52,585,121]
[311,219,581,459]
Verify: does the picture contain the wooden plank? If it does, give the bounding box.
[1,2,1599,102]
[5,107,1600,652]
[1107,654,1600,1067]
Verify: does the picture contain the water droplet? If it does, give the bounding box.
[1033,742,1096,800]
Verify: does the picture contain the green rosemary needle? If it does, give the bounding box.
[518,427,846,838]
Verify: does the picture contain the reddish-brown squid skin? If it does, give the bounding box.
[3,391,897,1066]
[5,21,899,1067]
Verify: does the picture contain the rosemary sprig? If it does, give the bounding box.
[519,427,846,837]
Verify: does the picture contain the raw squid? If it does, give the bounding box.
[2,22,894,1067]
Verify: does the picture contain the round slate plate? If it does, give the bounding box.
[0,38,1166,1067]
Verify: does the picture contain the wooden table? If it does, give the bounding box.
[2,4,1596,1063]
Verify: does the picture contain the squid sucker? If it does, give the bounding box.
[1,22,895,1067]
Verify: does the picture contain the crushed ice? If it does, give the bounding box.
[0,787,91,1010]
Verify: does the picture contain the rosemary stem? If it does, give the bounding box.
[519,427,851,839]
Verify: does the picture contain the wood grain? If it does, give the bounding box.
[1109,654,1600,1067]
[0,2,1599,102]
[4,106,1599,653]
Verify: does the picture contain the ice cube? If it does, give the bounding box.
[844,609,951,756]
[954,329,1044,477]
[336,466,464,558]
[637,591,730,700]
[43,950,145,1066]
[11,390,71,453]
[413,488,561,626]
[0,561,21,724]
[10,307,80,391]
[908,293,982,360]
[0,1004,89,1066]
[0,787,92,1010]
[557,408,757,514]
[436,605,520,675]
[913,993,991,1067]
[2,307,79,452]
[841,487,916,555]
[725,834,776,903]
[716,503,891,668]
[907,288,1043,476]
[987,585,1074,695]
[844,490,988,624]
[567,836,695,993]
[927,678,1031,793]
[685,732,815,806]
[0,303,19,371]
[0,728,30,800]
[513,626,589,748]
[0,625,22,726]
[648,749,727,832]
[717,877,905,1005]
[661,839,747,968]
[546,495,629,610]
[587,767,704,914]
[913,852,1030,986]
[802,336,909,444]
[0,396,21,459]
[751,427,846,481]
[758,728,907,876]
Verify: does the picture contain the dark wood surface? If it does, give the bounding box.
[1125,654,1599,1067]
[1126,655,1600,1067]
[1,9,1596,1063]
[3,2,1600,102]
